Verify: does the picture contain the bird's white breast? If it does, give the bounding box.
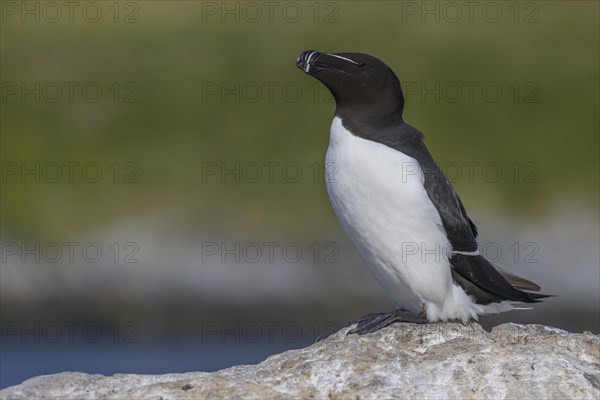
[325,117,482,321]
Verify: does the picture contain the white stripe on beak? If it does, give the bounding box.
[304,51,318,73]
[325,53,360,65]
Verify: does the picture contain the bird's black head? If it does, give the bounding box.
[296,50,405,124]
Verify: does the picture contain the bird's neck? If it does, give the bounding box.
[335,99,405,135]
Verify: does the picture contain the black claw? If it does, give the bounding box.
[348,308,429,335]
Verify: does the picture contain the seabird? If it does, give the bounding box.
[295,50,550,334]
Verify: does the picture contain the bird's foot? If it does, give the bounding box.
[348,308,428,335]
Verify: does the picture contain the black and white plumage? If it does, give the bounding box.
[296,50,549,334]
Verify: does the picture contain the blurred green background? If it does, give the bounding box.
[1,0,598,389]
[2,1,598,241]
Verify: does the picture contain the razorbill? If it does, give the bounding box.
[295,50,550,334]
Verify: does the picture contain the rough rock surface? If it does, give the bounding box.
[2,323,598,400]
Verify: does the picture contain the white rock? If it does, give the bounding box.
[2,323,598,399]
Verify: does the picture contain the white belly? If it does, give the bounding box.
[325,117,484,321]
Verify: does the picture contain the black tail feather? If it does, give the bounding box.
[450,254,552,304]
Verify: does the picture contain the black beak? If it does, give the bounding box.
[296,50,349,75]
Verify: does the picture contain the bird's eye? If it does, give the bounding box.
[358,63,366,69]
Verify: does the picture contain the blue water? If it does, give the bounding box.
[0,338,313,389]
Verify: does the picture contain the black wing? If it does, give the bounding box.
[409,139,479,252]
